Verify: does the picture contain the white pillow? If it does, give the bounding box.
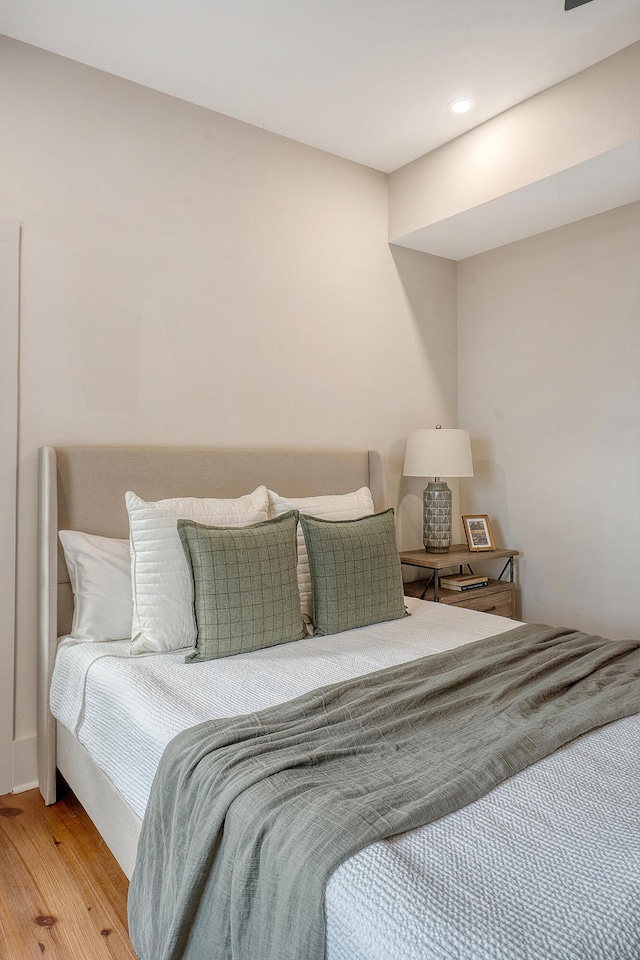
[127,487,269,655]
[267,487,375,626]
[58,530,133,642]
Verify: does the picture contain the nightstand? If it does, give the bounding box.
[400,545,519,619]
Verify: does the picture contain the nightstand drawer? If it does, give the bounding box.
[404,579,515,618]
[445,587,513,618]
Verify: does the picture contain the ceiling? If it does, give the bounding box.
[1,0,639,173]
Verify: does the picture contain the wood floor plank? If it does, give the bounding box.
[50,793,131,936]
[0,789,137,960]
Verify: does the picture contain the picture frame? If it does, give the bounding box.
[462,514,495,552]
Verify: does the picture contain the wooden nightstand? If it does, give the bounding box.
[400,545,520,619]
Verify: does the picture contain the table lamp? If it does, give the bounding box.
[403,425,474,553]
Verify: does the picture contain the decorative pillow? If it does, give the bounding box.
[127,487,269,655]
[268,487,375,626]
[178,511,305,663]
[300,508,407,636]
[58,530,133,641]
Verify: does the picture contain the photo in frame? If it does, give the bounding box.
[462,514,495,551]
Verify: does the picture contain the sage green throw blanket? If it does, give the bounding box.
[128,624,640,960]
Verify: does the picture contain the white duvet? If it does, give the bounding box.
[50,600,640,960]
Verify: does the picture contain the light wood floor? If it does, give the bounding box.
[0,787,137,959]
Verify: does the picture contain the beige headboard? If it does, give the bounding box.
[37,445,387,803]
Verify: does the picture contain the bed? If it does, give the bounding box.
[37,445,640,960]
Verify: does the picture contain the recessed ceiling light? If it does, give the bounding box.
[449,98,474,114]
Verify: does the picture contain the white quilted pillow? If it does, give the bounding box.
[268,488,375,627]
[127,487,269,655]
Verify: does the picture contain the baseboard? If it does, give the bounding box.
[12,734,38,793]
[13,780,38,794]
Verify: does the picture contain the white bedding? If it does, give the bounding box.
[50,600,640,960]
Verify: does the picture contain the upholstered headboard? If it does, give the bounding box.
[37,445,387,802]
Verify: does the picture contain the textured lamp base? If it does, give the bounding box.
[423,481,452,553]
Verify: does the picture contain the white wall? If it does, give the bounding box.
[0,37,458,789]
[458,202,640,639]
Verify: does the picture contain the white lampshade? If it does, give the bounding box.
[403,427,474,479]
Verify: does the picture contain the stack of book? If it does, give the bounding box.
[439,574,489,592]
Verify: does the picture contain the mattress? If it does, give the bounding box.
[50,599,640,960]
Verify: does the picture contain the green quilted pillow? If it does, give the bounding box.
[178,510,306,662]
[300,508,407,636]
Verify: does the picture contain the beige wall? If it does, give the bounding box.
[0,37,458,789]
[4,35,635,794]
[458,202,640,639]
[0,219,20,795]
